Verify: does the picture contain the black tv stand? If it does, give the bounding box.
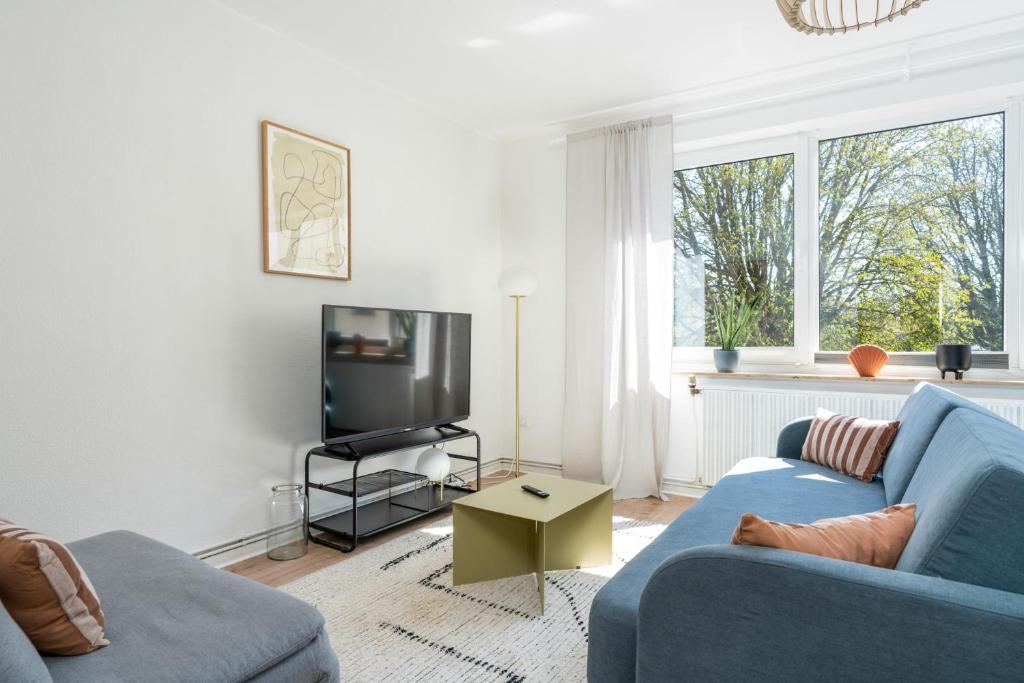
[304,424,481,553]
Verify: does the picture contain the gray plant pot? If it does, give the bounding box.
[714,348,739,373]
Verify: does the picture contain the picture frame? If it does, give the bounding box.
[262,120,351,280]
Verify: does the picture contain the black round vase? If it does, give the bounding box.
[935,344,972,380]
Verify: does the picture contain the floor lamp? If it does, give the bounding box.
[499,268,538,477]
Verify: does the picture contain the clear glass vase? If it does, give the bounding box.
[267,483,308,561]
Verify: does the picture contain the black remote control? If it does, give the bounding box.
[521,484,550,498]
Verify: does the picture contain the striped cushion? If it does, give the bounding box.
[801,409,900,482]
[0,519,108,655]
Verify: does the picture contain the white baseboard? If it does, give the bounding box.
[480,457,564,476]
[661,476,709,499]
[203,539,272,568]
[197,456,564,567]
[478,460,706,499]
[197,457,701,567]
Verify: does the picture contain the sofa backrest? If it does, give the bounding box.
[882,382,1000,505]
[0,599,53,683]
[895,408,1024,594]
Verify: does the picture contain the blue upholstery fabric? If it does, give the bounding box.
[0,599,52,683]
[591,385,1024,681]
[637,545,1024,682]
[588,457,886,683]
[882,382,999,505]
[775,416,813,458]
[896,409,1024,594]
[43,531,339,683]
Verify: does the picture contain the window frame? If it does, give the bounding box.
[672,96,1022,371]
[673,135,812,367]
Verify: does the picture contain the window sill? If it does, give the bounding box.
[676,369,1024,388]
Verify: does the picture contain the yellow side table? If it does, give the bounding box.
[451,473,613,615]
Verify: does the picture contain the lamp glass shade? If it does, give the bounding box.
[415,447,451,482]
[498,268,537,297]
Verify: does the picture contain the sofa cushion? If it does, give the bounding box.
[249,630,340,683]
[42,531,333,683]
[800,409,899,481]
[882,382,999,505]
[896,409,1024,594]
[0,519,108,655]
[731,503,916,568]
[0,599,52,683]
[588,456,887,683]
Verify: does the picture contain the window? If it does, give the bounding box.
[673,154,795,348]
[818,114,1005,352]
[673,106,1014,367]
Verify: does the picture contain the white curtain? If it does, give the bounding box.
[562,117,674,499]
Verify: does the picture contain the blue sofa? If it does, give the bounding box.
[1,531,340,682]
[589,382,1024,682]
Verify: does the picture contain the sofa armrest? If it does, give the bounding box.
[637,545,1024,682]
[0,601,51,683]
[775,416,813,458]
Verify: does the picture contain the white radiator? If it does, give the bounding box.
[697,386,1024,486]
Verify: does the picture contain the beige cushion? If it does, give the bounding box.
[731,504,917,569]
[801,408,900,481]
[0,519,108,655]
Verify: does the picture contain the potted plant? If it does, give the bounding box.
[712,293,762,373]
[394,311,416,355]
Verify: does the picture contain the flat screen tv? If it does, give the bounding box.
[322,305,471,444]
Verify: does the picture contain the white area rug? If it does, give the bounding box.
[283,515,666,682]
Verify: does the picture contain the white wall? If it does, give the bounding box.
[5,4,1024,557]
[498,136,705,486]
[499,138,705,487]
[674,56,1024,150]
[495,139,569,471]
[0,0,503,553]
[499,138,567,469]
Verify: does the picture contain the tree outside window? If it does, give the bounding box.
[672,113,1005,356]
[818,113,1004,352]
[673,154,795,348]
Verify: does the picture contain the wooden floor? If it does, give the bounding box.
[226,474,698,588]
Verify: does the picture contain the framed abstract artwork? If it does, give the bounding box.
[262,120,351,280]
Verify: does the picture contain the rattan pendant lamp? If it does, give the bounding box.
[777,0,929,35]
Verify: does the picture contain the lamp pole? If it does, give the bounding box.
[498,267,536,479]
[513,294,523,477]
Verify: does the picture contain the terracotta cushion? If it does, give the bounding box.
[0,519,108,655]
[731,503,917,569]
[801,408,900,481]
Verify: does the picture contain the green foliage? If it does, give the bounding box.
[394,311,416,338]
[713,293,764,350]
[674,113,1004,353]
[818,114,1003,351]
[674,155,795,347]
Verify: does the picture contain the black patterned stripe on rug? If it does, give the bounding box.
[380,534,452,571]
[378,622,527,683]
[614,519,658,534]
[546,576,588,641]
[419,563,537,620]
[615,529,661,541]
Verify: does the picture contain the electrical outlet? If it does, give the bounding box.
[519,416,529,428]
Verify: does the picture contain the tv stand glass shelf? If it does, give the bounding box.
[304,424,481,553]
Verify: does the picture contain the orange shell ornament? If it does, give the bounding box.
[848,344,889,378]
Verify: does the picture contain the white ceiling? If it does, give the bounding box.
[221,0,1024,139]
